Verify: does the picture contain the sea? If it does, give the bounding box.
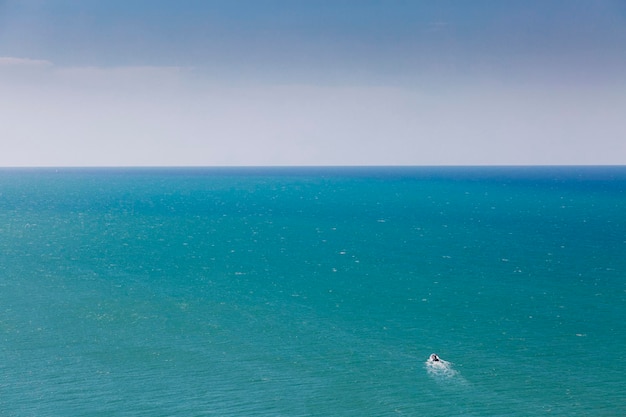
[0,166,624,416]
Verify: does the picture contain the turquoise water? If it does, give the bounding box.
[1,167,624,416]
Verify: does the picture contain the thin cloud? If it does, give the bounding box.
[0,56,53,67]
[52,65,189,90]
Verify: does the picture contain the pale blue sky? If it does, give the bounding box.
[1,1,625,166]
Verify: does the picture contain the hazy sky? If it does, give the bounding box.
[1,0,625,166]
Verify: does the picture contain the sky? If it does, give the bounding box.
[1,0,625,166]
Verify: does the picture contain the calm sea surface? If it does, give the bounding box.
[1,167,624,416]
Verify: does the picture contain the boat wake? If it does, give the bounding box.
[425,354,464,384]
[426,358,457,377]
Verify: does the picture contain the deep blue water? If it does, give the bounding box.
[1,166,624,416]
